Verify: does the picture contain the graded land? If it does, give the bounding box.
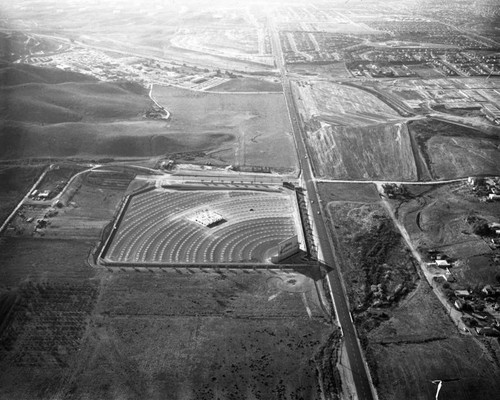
[408,118,500,180]
[307,123,417,181]
[152,85,297,171]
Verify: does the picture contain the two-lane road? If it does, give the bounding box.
[268,18,375,400]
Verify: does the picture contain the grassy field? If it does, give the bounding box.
[153,86,297,171]
[408,118,500,179]
[306,123,417,181]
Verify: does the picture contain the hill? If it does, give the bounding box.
[0,64,169,159]
[0,63,96,86]
[1,81,151,123]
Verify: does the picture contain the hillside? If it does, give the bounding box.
[0,64,165,159]
[0,63,96,86]
[0,64,150,124]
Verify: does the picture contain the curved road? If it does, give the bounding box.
[268,19,375,400]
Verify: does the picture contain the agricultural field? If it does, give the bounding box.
[105,187,300,264]
[408,119,500,180]
[306,123,417,181]
[152,85,297,172]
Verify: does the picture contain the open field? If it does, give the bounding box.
[152,85,297,171]
[366,281,500,400]
[82,270,333,400]
[105,187,299,264]
[408,119,500,180]
[306,123,417,181]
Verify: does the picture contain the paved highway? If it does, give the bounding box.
[268,19,375,400]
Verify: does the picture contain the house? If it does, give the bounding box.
[38,190,51,199]
[455,289,471,297]
[436,259,451,268]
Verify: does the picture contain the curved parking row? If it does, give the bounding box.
[106,189,298,264]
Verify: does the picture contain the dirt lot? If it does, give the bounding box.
[408,118,500,180]
[306,123,417,181]
[152,86,297,172]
